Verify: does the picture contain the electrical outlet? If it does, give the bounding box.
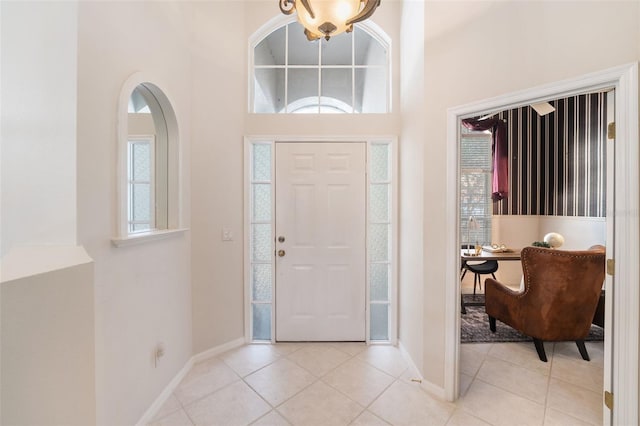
[222,227,233,241]
[154,342,165,368]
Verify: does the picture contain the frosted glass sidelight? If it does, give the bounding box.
[253,304,272,341]
[132,183,151,221]
[370,144,389,182]
[252,264,272,302]
[367,142,392,341]
[253,184,272,222]
[253,144,272,181]
[132,143,151,181]
[369,223,389,262]
[369,184,389,223]
[132,223,151,232]
[370,304,389,340]
[370,263,389,302]
[252,224,272,262]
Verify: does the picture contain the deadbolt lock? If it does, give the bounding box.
[277,250,286,257]
[278,236,285,243]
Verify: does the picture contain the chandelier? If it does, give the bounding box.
[279,0,381,41]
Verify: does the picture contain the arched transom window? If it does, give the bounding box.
[251,19,390,114]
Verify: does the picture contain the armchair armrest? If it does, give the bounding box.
[485,278,523,331]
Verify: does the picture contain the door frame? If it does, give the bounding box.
[444,63,639,425]
[244,135,399,345]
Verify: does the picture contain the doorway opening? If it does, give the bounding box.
[445,63,639,426]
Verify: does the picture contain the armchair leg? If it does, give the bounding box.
[488,316,496,332]
[576,340,590,361]
[461,295,467,314]
[533,339,548,362]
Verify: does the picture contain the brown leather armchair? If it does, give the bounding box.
[485,246,605,362]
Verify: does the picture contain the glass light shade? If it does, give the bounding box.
[543,232,565,248]
[297,0,362,40]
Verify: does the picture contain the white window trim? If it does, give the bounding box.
[244,135,398,345]
[113,72,187,247]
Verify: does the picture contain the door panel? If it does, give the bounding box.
[275,142,366,341]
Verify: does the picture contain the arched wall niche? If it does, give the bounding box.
[114,72,183,245]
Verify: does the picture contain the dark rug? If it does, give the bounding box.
[461,294,605,343]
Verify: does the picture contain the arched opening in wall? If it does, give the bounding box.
[250,16,391,114]
[113,73,185,246]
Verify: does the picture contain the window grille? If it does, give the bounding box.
[252,21,389,114]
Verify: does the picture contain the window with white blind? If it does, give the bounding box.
[460,129,493,246]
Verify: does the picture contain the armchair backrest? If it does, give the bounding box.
[518,246,605,340]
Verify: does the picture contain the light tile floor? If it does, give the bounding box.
[149,341,604,426]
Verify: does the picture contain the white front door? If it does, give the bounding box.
[275,142,366,341]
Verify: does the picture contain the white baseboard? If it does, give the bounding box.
[398,340,446,400]
[135,358,194,426]
[192,337,245,364]
[136,337,245,425]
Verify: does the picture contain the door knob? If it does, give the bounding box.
[277,250,286,257]
[278,236,285,243]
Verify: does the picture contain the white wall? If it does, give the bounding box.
[0,1,77,257]
[0,3,97,423]
[489,215,606,285]
[1,263,95,425]
[76,2,193,424]
[190,1,248,354]
[190,1,402,353]
[422,0,640,388]
[398,0,425,384]
[129,113,155,135]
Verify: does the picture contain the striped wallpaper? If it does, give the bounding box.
[493,93,608,217]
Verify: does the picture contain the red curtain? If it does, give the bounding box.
[462,117,508,201]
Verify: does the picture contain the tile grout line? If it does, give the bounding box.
[540,342,555,425]
[151,341,604,426]
[244,344,362,422]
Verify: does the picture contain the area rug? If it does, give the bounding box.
[461,294,605,343]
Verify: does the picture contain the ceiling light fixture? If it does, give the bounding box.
[279,0,381,41]
[531,102,556,116]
